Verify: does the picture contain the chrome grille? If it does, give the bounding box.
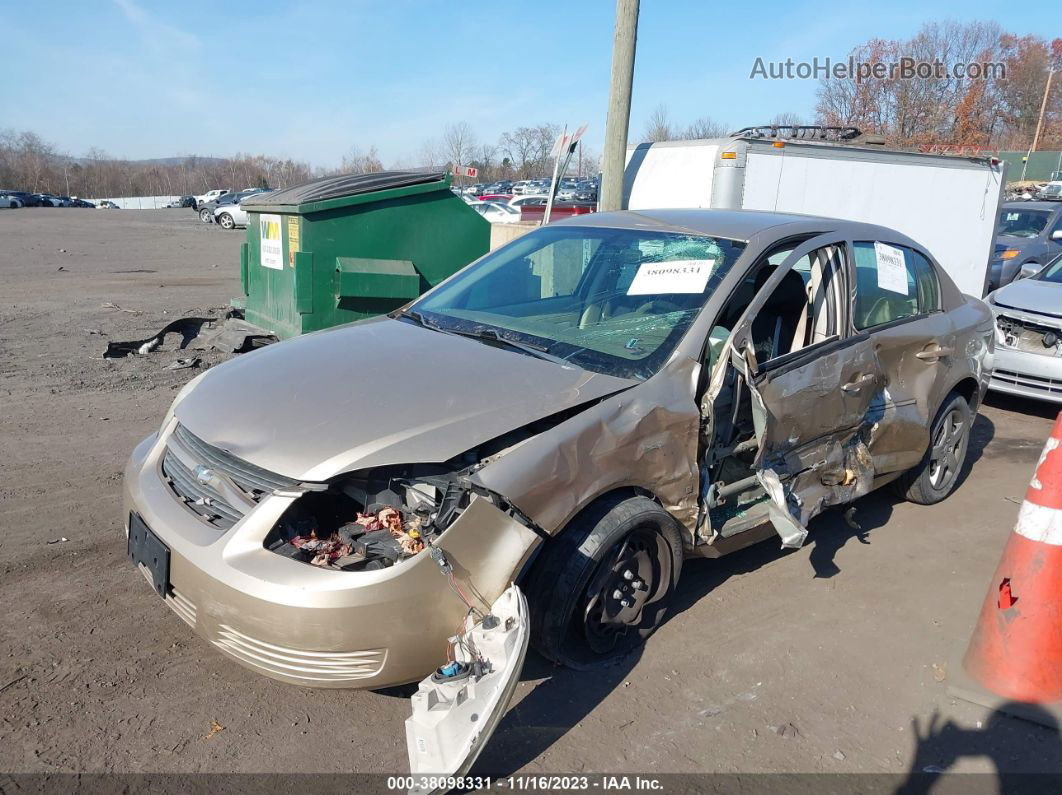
[161,449,244,528]
[161,423,300,529]
[171,423,300,494]
[991,368,1062,397]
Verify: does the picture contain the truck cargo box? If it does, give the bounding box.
[624,130,1005,297]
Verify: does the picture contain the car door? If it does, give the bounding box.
[718,234,887,546]
[405,584,528,789]
[848,239,954,474]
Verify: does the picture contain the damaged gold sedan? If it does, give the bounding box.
[123,209,993,698]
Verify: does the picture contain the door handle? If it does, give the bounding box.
[841,373,876,393]
[916,345,954,361]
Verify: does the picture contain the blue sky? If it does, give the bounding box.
[2,0,1058,166]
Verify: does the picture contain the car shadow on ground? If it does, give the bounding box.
[470,414,1000,776]
[895,704,1062,792]
[983,391,1061,421]
[806,411,994,579]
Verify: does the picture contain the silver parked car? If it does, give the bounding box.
[987,252,1062,403]
[123,209,992,693]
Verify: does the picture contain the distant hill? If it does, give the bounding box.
[59,155,229,167]
[133,156,229,166]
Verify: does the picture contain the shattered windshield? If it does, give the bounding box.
[998,209,1050,238]
[412,225,746,379]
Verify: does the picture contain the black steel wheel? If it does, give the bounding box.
[527,495,683,669]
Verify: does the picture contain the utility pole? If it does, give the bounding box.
[1022,67,1054,181]
[599,0,639,211]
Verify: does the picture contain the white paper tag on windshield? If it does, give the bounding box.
[874,242,908,295]
[627,259,716,295]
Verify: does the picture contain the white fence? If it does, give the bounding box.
[89,195,182,209]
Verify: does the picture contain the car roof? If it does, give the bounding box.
[551,208,933,252]
[1003,201,1062,211]
[553,208,838,238]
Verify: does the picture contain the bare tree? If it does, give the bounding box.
[812,21,1062,150]
[341,145,384,174]
[575,143,601,177]
[643,104,674,142]
[499,124,561,178]
[442,122,477,183]
[417,138,444,170]
[681,116,728,139]
[768,112,805,127]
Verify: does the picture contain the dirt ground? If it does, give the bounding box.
[1,209,1061,783]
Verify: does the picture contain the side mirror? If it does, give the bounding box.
[1020,263,1041,279]
[1051,230,1062,242]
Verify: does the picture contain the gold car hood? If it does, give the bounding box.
[174,316,634,481]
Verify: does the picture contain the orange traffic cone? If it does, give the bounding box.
[962,410,1062,704]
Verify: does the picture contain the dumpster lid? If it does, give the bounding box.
[242,171,448,209]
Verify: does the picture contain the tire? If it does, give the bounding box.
[199,207,213,223]
[893,392,972,505]
[526,494,683,669]
[218,212,234,230]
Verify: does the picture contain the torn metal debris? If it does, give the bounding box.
[103,317,212,358]
[166,357,201,370]
[103,309,277,359]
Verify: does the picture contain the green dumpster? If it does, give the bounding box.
[238,171,489,338]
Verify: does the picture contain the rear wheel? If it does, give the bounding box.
[527,495,683,669]
[198,207,213,223]
[894,392,972,505]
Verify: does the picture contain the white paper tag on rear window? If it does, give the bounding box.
[627,259,716,295]
[874,242,908,295]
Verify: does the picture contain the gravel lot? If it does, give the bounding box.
[1,209,1060,783]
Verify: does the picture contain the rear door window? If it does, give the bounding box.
[852,242,940,330]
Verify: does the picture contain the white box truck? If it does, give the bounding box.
[623,128,1005,297]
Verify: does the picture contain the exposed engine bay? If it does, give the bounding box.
[997,313,1062,357]
[265,464,480,570]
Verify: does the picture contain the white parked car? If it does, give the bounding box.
[467,200,522,224]
[194,189,230,209]
[507,194,549,208]
[0,194,23,208]
[214,201,249,230]
[1039,181,1062,201]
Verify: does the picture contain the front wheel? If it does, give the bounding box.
[198,207,213,223]
[894,392,972,505]
[527,495,683,669]
[218,212,234,230]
